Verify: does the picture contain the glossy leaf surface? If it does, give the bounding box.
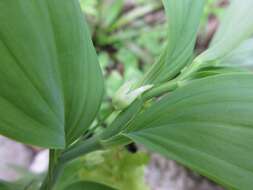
[125,74,253,189]
[0,0,104,148]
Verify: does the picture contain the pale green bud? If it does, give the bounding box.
[112,81,153,110]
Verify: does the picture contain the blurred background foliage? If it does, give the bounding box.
[54,148,149,190]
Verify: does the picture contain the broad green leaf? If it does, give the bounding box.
[220,38,253,69]
[63,181,116,190]
[125,74,253,189]
[140,0,205,85]
[196,0,253,64]
[0,0,104,148]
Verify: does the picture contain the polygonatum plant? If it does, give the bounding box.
[1,0,253,190]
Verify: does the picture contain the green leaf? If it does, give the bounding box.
[220,38,253,69]
[188,66,250,80]
[140,0,205,85]
[125,74,253,189]
[63,181,116,190]
[0,0,104,148]
[196,0,253,63]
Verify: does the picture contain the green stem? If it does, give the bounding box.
[177,60,204,81]
[39,137,102,190]
[39,75,184,190]
[39,150,59,190]
[142,80,178,100]
[100,98,143,141]
[60,136,103,164]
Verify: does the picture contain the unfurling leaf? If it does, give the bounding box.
[0,0,104,148]
[124,74,253,189]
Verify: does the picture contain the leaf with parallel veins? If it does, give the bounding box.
[0,0,104,148]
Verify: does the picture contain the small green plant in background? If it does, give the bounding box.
[1,0,253,190]
[54,148,149,190]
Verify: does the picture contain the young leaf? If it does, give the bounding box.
[0,0,104,148]
[140,0,205,85]
[195,0,253,64]
[124,74,253,189]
